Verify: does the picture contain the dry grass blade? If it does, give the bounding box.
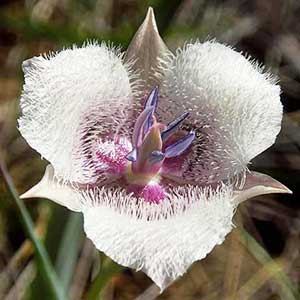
[0,204,50,297]
[0,159,67,300]
[69,239,95,300]
[239,229,298,300]
[231,257,293,300]
[4,261,36,300]
[222,212,244,300]
[134,284,160,300]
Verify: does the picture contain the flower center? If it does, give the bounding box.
[124,87,195,186]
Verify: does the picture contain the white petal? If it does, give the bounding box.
[160,41,282,185]
[19,43,138,183]
[125,7,171,88]
[233,171,292,204]
[82,184,236,290]
[21,165,83,212]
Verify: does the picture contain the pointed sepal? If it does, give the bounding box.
[125,7,171,87]
[21,165,82,212]
[233,171,292,205]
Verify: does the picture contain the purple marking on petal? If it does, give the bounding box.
[141,183,166,203]
[95,137,131,175]
[127,183,166,204]
[149,150,165,164]
[125,148,137,162]
[132,107,155,147]
[161,112,189,141]
[165,132,195,158]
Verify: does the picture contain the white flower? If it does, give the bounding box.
[19,7,291,291]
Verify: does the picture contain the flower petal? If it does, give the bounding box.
[160,41,282,185]
[81,184,236,290]
[233,171,292,204]
[125,7,171,88]
[21,165,83,212]
[19,43,138,184]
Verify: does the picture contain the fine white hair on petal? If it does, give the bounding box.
[159,41,282,185]
[18,42,140,184]
[82,184,235,290]
[92,136,132,175]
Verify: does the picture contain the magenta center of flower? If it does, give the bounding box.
[122,87,195,203]
[93,88,194,204]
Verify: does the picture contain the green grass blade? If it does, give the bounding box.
[55,212,83,290]
[0,160,67,300]
[29,205,69,300]
[86,257,123,300]
[239,228,299,300]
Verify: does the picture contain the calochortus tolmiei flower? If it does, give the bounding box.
[19,8,291,290]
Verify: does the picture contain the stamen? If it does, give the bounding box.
[161,112,189,141]
[123,88,194,197]
[144,87,158,133]
[131,123,163,175]
[165,132,195,158]
[144,86,159,109]
[125,148,137,162]
[149,150,165,164]
[132,106,155,147]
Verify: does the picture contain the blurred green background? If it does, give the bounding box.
[0,0,300,299]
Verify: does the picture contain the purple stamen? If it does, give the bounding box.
[149,150,165,164]
[144,87,158,133]
[165,132,195,158]
[124,87,194,199]
[125,148,137,162]
[144,111,155,135]
[161,112,190,141]
[144,86,159,109]
[132,106,155,147]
